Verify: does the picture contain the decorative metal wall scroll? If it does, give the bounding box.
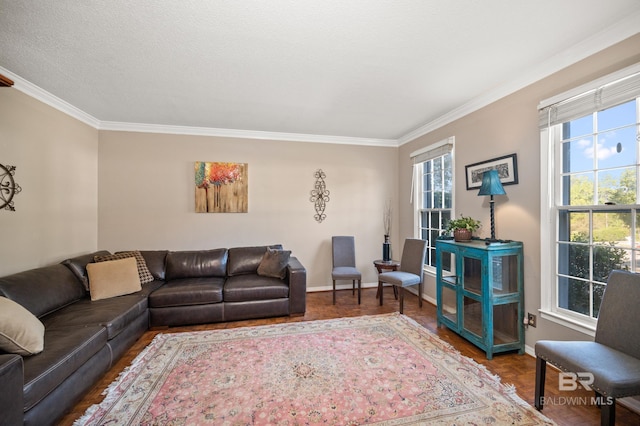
[0,163,21,211]
[310,169,329,223]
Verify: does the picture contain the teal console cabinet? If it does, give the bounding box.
[436,239,524,359]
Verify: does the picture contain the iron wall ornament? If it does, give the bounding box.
[310,169,329,223]
[0,163,22,211]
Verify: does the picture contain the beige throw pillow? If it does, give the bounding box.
[94,251,154,284]
[87,257,142,301]
[0,296,45,356]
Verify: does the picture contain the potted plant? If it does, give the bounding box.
[445,215,481,242]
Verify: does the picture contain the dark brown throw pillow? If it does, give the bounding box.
[257,248,291,279]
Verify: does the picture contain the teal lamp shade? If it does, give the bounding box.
[478,169,506,196]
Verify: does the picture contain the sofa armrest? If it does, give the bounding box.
[0,354,24,426]
[286,256,306,315]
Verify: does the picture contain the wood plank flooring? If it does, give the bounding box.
[58,288,640,425]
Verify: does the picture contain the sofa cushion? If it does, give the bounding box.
[0,264,86,318]
[227,245,283,276]
[61,250,111,291]
[137,250,169,280]
[149,278,225,308]
[224,275,289,302]
[0,297,45,356]
[42,293,148,340]
[87,257,142,301]
[22,325,107,411]
[165,249,228,280]
[257,248,291,279]
[95,251,154,284]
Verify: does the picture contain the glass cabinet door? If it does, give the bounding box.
[462,296,482,338]
[491,255,518,295]
[493,302,519,345]
[462,255,482,295]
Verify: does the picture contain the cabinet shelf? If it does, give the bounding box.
[436,239,524,359]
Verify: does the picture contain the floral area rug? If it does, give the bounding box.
[75,313,554,425]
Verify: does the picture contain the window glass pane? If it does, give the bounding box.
[597,168,635,205]
[443,153,452,209]
[563,173,594,206]
[597,100,636,132]
[593,244,628,282]
[597,127,637,169]
[562,137,594,173]
[442,210,451,226]
[558,211,589,242]
[421,211,428,227]
[567,243,590,279]
[592,210,631,243]
[423,191,431,209]
[562,115,593,140]
[564,278,590,316]
[430,211,439,228]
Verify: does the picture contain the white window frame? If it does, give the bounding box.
[411,137,455,274]
[539,63,640,336]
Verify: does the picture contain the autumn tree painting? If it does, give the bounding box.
[195,162,248,213]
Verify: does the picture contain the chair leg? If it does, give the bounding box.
[534,357,546,411]
[418,282,423,308]
[352,280,355,295]
[399,287,404,314]
[357,279,361,304]
[601,397,615,426]
[332,280,336,305]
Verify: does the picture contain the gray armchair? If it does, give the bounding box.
[535,269,640,426]
[331,236,362,305]
[378,238,427,314]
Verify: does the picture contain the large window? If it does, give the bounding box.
[540,65,640,333]
[412,138,453,270]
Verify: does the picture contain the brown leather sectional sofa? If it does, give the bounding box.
[0,245,306,426]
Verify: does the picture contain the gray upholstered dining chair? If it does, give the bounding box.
[378,238,427,314]
[331,236,362,305]
[535,269,640,426]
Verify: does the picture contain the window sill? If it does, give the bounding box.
[539,309,596,338]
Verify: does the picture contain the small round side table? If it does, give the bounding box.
[373,259,400,306]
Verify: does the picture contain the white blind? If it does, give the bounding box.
[410,138,453,164]
[539,64,640,129]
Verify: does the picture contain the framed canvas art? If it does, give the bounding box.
[195,162,248,212]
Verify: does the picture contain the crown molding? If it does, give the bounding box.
[98,121,397,147]
[397,10,640,146]
[0,66,101,128]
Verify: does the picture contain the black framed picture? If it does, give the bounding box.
[465,154,518,190]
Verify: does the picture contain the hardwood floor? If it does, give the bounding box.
[58,288,640,425]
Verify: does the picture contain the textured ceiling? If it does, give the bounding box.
[1,1,640,144]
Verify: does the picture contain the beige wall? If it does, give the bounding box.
[0,89,99,276]
[97,131,398,289]
[398,33,640,348]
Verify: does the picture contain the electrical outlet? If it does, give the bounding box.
[527,313,537,328]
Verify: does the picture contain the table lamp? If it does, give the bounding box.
[478,169,506,242]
